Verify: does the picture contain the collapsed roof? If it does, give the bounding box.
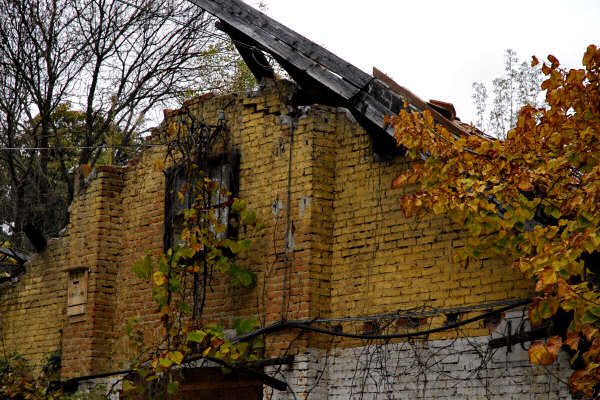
[188,0,483,157]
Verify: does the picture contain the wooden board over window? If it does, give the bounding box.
[178,368,263,400]
[121,367,263,400]
[67,267,88,316]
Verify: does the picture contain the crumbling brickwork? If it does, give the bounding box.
[0,80,571,398]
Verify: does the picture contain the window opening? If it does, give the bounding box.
[164,153,240,251]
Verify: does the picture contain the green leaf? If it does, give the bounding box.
[529,305,542,326]
[122,380,135,392]
[234,317,258,334]
[229,264,256,287]
[159,357,173,368]
[158,259,169,274]
[184,208,197,219]
[169,351,184,365]
[544,205,561,219]
[176,300,191,314]
[232,198,246,213]
[132,254,153,279]
[589,306,600,317]
[468,222,482,236]
[582,312,600,325]
[187,330,207,343]
[539,301,553,319]
[169,277,182,290]
[167,381,180,395]
[241,210,257,225]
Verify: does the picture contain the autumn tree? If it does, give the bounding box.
[472,49,544,139]
[389,45,600,397]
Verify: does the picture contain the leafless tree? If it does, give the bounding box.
[471,49,544,139]
[0,0,222,245]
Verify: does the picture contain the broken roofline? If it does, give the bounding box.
[188,0,477,158]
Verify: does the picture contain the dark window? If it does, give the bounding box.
[164,153,240,251]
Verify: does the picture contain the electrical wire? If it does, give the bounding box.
[281,110,296,319]
[0,144,165,151]
[232,299,531,343]
[308,299,530,323]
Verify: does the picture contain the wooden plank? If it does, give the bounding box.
[350,90,398,137]
[488,326,550,349]
[214,18,360,100]
[216,21,275,81]
[188,0,371,88]
[189,0,474,155]
[372,68,469,137]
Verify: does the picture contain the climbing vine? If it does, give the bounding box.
[123,109,265,398]
[388,45,600,396]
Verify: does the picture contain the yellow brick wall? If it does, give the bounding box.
[328,107,532,340]
[0,238,67,371]
[0,80,534,377]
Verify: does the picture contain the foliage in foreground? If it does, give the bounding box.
[123,137,264,398]
[0,177,263,399]
[123,180,263,398]
[0,351,62,399]
[389,45,600,396]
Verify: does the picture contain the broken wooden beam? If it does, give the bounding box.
[215,20,275,82]
[488,326,551,349]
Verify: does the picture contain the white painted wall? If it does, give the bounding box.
[266,312,573,399]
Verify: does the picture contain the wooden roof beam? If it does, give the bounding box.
[215,21,275,82]
[188,0,372,89]
[188,0,473,158]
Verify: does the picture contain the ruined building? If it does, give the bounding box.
[0,0,573,398]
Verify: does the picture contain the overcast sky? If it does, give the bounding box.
[246,0,599,125]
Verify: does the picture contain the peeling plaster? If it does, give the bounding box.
[299,195,311,217]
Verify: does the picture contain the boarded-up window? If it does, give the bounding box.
[120,367,263,400]
[67,267,88,316]
[177,368,263,400]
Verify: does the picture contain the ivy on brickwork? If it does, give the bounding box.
[388,45,600,397]
[0,105,267,400]
[122,109,265,398]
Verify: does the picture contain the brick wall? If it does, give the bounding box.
[0,80,572,398]
[61,166,124,378]
[0,237,67,370]
[328,109,531,338]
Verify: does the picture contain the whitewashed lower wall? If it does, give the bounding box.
[266,312,573,400]
[75,375,123,399]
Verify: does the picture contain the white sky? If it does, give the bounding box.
[248,0,600,124]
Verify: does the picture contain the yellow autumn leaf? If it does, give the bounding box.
[423,110,434,126]
[153,271,167,286]
[517,175,534,192]
[168,351,184,365]
[529,337,561,365]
